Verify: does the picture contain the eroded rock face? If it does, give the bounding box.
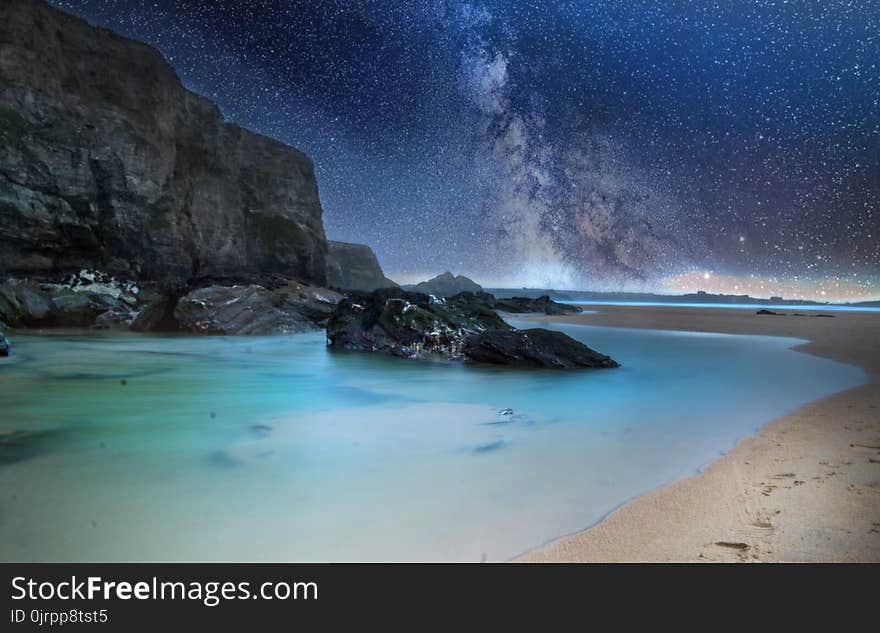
[0,0,327,287]
[174,282,341,335]
[325,241,397,292]
[404,272,483,297]
[463,328,619,369]
[327,288,509,359]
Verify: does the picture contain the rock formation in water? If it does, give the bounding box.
[463,328,618,369]
[327,288,617,369]
[404,272,483,297]
[327,288,508,359]
[492,295,582,315]
[0,332,9,357]
[325,240,397,292]
[0,0,327,287]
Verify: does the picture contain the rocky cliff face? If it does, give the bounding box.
[0,0,327,288]
[325,240,397,292]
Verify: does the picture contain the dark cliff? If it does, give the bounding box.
[325,240,397,292]
[0,0,327,288]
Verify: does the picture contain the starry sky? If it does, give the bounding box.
[50,0,879,301]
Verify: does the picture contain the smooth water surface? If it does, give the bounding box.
[0,321,866,561]
[556,300,880,313]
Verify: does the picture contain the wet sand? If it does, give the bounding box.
[518,305,880,562]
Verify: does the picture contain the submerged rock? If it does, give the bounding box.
[473,439,507,453]
[463,328,619,369]
[756,309,783,316]
[327,287,509,359]
[492,295,582,315]
[0,333,9,357]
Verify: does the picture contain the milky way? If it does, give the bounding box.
[50,1,879,300]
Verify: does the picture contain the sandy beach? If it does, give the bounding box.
[519,305,880,562]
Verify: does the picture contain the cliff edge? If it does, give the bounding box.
[0,0,327,288]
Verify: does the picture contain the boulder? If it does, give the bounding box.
[174,282,341,335]
[327,288,509,359]
[463,328,619,369]
[326,241,397,292]
[92,308,135,330]
[129,294,180,332]
[174,285,311,335]
[0,275,139,327]
[272,280,342,324]
[0,0,326,287]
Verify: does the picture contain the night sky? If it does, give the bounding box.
[50,1,879,300]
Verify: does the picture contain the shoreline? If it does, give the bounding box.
[517,305,880,562]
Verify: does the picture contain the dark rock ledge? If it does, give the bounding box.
[464,328,619,369]
[0,271,342,336]
[327,288,617,369]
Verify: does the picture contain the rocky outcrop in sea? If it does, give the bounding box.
[463,328,618,369]
[327,288,617,369]
[327,288,508,359]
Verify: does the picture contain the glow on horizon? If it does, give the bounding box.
[658,271,880,303]
[388,268,880,303]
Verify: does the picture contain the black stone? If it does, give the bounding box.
[463,328,619,369]
[327,287,509,359]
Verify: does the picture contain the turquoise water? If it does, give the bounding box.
[0,321,867,561]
